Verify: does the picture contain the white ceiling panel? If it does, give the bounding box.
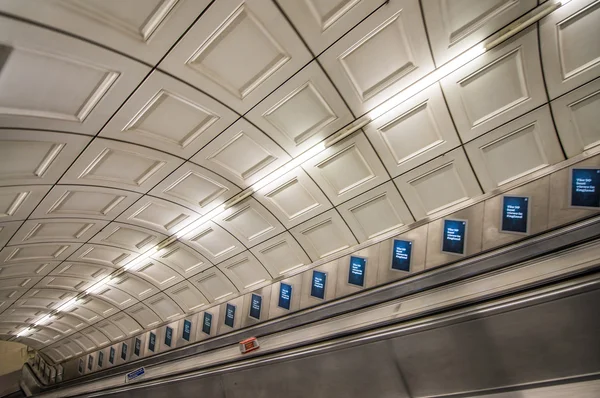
[319,0,434,115]
[0,261,56,280]
[394,147,482,219]
[0,243,81,265]
[250,232,311,277]
[0,0,212,65]
[440,26,547,142]
[422,0,537,65]
[0,130,89,187]
[246,61,353,157]
[192,119,291,188]
[364,83,461,177]
[125,302,162,329]
[50,262,113,282]
[337,181,413,242]
[150,162,241,214]
[78,297,117,319]
[189,267,238,303]
[130,259,183,290]
[35,276,95,292]
[153,242,211,278]
[278,0,385,55]
[255,166,332,228]
[100,70,238,158]
[160,0,311,113]
[214,198,285,248]
[19,288,76,305]
[59,138,183,193]
[0,16,149,134]
[107,312,142,337]
[65,305,102,325]
[52,313,87,332]
[43,346,65,362]
[217,252,272,291]
[93,285,138,310]
[94,319,125,341]
[9,219,108,246]
[290,209,358,261]
[303,132,389,205]
[551,76,600,158]
[90,223,167,253]
[143,292,184,322]
[80,326,110,349]
[0,221,21,248]
[163,281,208,313]
[107,273,157,301]
[70,333,97,353]
[13,293,61,311]
[540,0,600,99]
[182,221,244,264]
[116,196,199,235]
[69,244,139,268]
[0,185,51,222]
[466,106,564,191]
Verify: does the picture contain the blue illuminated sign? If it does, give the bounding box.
[202,312,212,335]
[501,196,529,234]
[164,326,173,347]
[311,270,327,299]
[348,256,366,287]
[571,168,600,208]
[391,239,412,271]
[278,283,292,310]
[109,347,115,364]
[225,303,236,328]
[148,332,156,352]
[134,338,141,356]
[87,355,93,371]
[182,319,192,341]
[442,219,467,255]
[121,342,128,360]
[249,294,262,320]
[98,351,104,368]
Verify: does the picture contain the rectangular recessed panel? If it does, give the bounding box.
[220,205,275,243]
[12,220,104,244]
[95,321,124,341]
[219,254,270,290]
[266,177,320,220]
[109,275,155,300]
[300,219,348,258]
[126,303,161,328]
[95,225,163,252]
[154,243,209,277]
[1,243,76,264]
[108,313,141,336]
[0,140,64,182]
[70,245,136,268]
[186,223,241,261]
[0,262,54,279]
[165,281,207,312]
[407,163,468,215]
[68,306,101,324]
[348,194,403,239]
[165,171,228,209]
[80,298,115,317]
[36,187,139,219]
[97,286,136,308]
[209,133,275,180]
[81,327,109,347]
[134,260,181,288]
[53,262,111,280]
[71,333,96,351]
[145,294,183,321]
[316,145,375,195]
[254,239,305,275]
[38,276,92,291]
[0,189,36,220]
[192,269,236,302]
[123,200,193,233]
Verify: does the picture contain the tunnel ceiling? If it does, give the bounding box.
[0,0,598,362]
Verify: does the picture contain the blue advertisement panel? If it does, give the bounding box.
[311,270,327,299]
[98,351,104,368]
[391,239,412,271]
[134,338,141,356]
[442,219,467,255]
[501,196,529,234]
[78,359,83,374]
[202,312,212,335]
[87,355,93,371]
[278,283,292,310]
[164,326,173,347]
[571,168,600,208]
[121,342,128,360]
[182,319,192,341]
[348,256,366,287]
[148,332,156,352]
[225,303,236,328]
[109,347,115,364]
[249,294,262,320]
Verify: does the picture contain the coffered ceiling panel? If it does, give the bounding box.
[0,277,44,294]
[107,312,142,337]
[337,181,414,242]
[15,289,76,312]
[364,83,461,177]
[0,16,149,134]
[93,284,138,310]
[0,0,213,65]
[116,196,199,235]
[100,70,238,158]
[152,242,212,278]
[214,198,285,248]
[94,319,126,342]
[465,106,564,191]
[89,223,167,253]
[150,162,240,214]
[35,276,95,293]
[0,130,90,187]
[422,0,537,66]
[192,119,291,188]
[440,26,546,142]
[125,302,162,329]
[217,252,272,291]
[182,221,244,264]
[0,185,51,222]
[319,0,434,115]
[255,166,332,229]
[29,185,141,221]
[0,243,81,265]
[250,232,311,277]
[246,61,353,157]
[160,0,312,113]
[52,314,87,333]
[163,281,208,313]
[0,221,21,248]
[189,267,238,303]
[303,132,389,205]
[80,326,110,349]
[540,0,600,99]
[142,292,184,322]
[394,147,482,219]
[78,297,117,319]
[50,262,113,282]
[290,209,358,260]
[107,273,157,302]
[129,259,183,290]
[278,0,385,55]
[60,139,183,193]
[9,219,108,246]
[551,77,600,158]
[69,244,139,269]
[0,261,56,280]
[65,306,102,326]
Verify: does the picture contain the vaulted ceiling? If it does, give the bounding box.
[0,0,598,364]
